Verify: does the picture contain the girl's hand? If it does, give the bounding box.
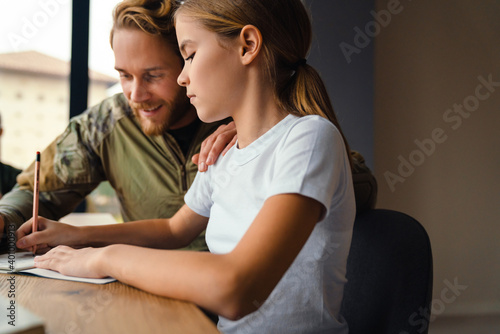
[16,217,82,254]
[34,245,107,279]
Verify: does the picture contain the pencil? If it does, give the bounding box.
[32,151,40,254]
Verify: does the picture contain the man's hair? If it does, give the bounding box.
[110,0,179,52]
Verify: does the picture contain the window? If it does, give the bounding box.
[0,0,72,169]
[88,0,121,106]
[0,1,121,218]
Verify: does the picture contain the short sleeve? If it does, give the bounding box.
[184,170,213,217]
[267,116,350,218]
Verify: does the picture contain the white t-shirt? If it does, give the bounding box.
[184,114,355,334]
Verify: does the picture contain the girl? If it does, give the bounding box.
[18,0,355,332]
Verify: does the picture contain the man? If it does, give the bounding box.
[0,0,233,250]
[0,112,22,198]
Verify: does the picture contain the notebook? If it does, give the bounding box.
[0,252,116,284]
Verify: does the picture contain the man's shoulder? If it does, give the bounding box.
[67,93,134,138]
[56,93,136,154]
[80,93,132,123]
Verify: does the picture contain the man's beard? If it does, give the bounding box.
[129,89,192,136]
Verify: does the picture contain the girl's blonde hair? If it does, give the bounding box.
[175,0,352,165]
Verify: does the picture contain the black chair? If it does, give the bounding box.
[340,209,433,334]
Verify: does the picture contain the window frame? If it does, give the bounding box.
[69,0,90,119]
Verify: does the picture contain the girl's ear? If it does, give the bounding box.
[239,25,262,65]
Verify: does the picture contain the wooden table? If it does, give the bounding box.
[0,273,219,334]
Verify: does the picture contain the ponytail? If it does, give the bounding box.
[280,62,353,168]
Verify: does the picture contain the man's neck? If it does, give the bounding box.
[168,106,198,130]
[166,118,201,158]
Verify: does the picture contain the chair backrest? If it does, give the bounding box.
[340,209,433,334]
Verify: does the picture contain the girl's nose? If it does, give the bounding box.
[177,67,189,87]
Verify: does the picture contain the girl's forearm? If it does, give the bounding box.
[80,219,186,249]
[80,205,208,249]
[99,244,244,319]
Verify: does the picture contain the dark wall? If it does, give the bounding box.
[305,0,375,169]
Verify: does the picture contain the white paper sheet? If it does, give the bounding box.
[0,253,116,284]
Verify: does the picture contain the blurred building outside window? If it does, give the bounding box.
[0,0,123,221]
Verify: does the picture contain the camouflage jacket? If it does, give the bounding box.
[0,93,226,251]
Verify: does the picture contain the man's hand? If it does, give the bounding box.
[16,217,82,254]
[193,121,237,172]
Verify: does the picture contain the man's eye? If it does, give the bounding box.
[144,73,162,81]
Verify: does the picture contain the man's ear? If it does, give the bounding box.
[239,25,262,65]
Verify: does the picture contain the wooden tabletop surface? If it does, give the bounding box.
[0,273,219,334]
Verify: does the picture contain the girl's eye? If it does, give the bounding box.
[185,53,195,62]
